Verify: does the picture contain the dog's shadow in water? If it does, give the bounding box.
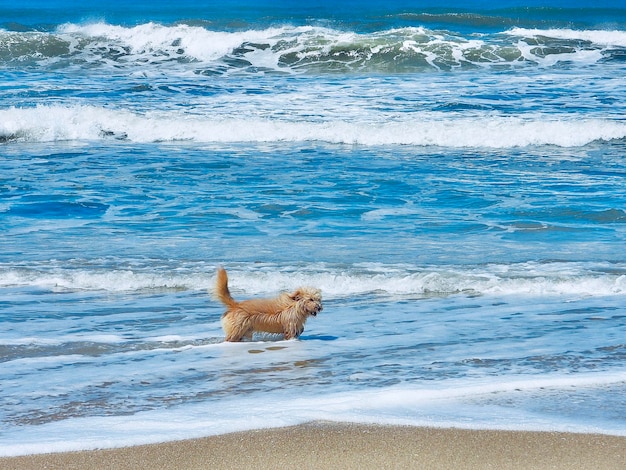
[242,333,339,343]
[299,334,338,341]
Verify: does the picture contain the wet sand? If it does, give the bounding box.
[2,422,625,469]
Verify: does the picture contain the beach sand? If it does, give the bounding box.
[2,422,625,470]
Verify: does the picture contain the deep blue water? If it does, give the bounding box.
[1,0,626,455]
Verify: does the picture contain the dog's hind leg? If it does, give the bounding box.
[223,317,253,342]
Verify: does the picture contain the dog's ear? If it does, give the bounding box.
[290,289,304,301]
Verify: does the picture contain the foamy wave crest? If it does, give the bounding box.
[2,105,626,147]
[0,267,212,293]
[508,28,626,47]
[2,263,625,298]
[58,22,293,65]
[229,264,626,299]
[506,28,626,66]
[1,23,620,73]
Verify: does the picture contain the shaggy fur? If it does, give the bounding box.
[215,267,323,342]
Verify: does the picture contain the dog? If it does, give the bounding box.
[215,267,323,342]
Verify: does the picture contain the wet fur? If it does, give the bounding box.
[215,267,323,342]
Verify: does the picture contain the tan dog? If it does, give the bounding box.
[215,267,323,342]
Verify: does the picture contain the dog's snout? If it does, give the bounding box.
[309,301,323,316]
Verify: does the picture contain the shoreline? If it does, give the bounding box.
[2,422,625,469]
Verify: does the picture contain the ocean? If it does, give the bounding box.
[2,0,626,456]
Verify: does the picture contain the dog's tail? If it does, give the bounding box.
[215,267,237,308]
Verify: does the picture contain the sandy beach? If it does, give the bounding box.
[2,422,625,470]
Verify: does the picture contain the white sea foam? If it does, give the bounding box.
[2,262,625,298]
[1,371,625,457]
[2,105,625,147]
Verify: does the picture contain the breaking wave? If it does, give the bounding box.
[2,104,626,147]
[2,22,625,74]
[2,261,625,299]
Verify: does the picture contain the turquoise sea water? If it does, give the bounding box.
[1,0,626,455]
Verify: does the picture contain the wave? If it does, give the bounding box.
[2,261,625,299]
[2,22,625,73]
[2,104,626,147]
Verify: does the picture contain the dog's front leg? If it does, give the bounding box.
[283,323,300,340]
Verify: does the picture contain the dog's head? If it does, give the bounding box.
[291,287,323,316]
